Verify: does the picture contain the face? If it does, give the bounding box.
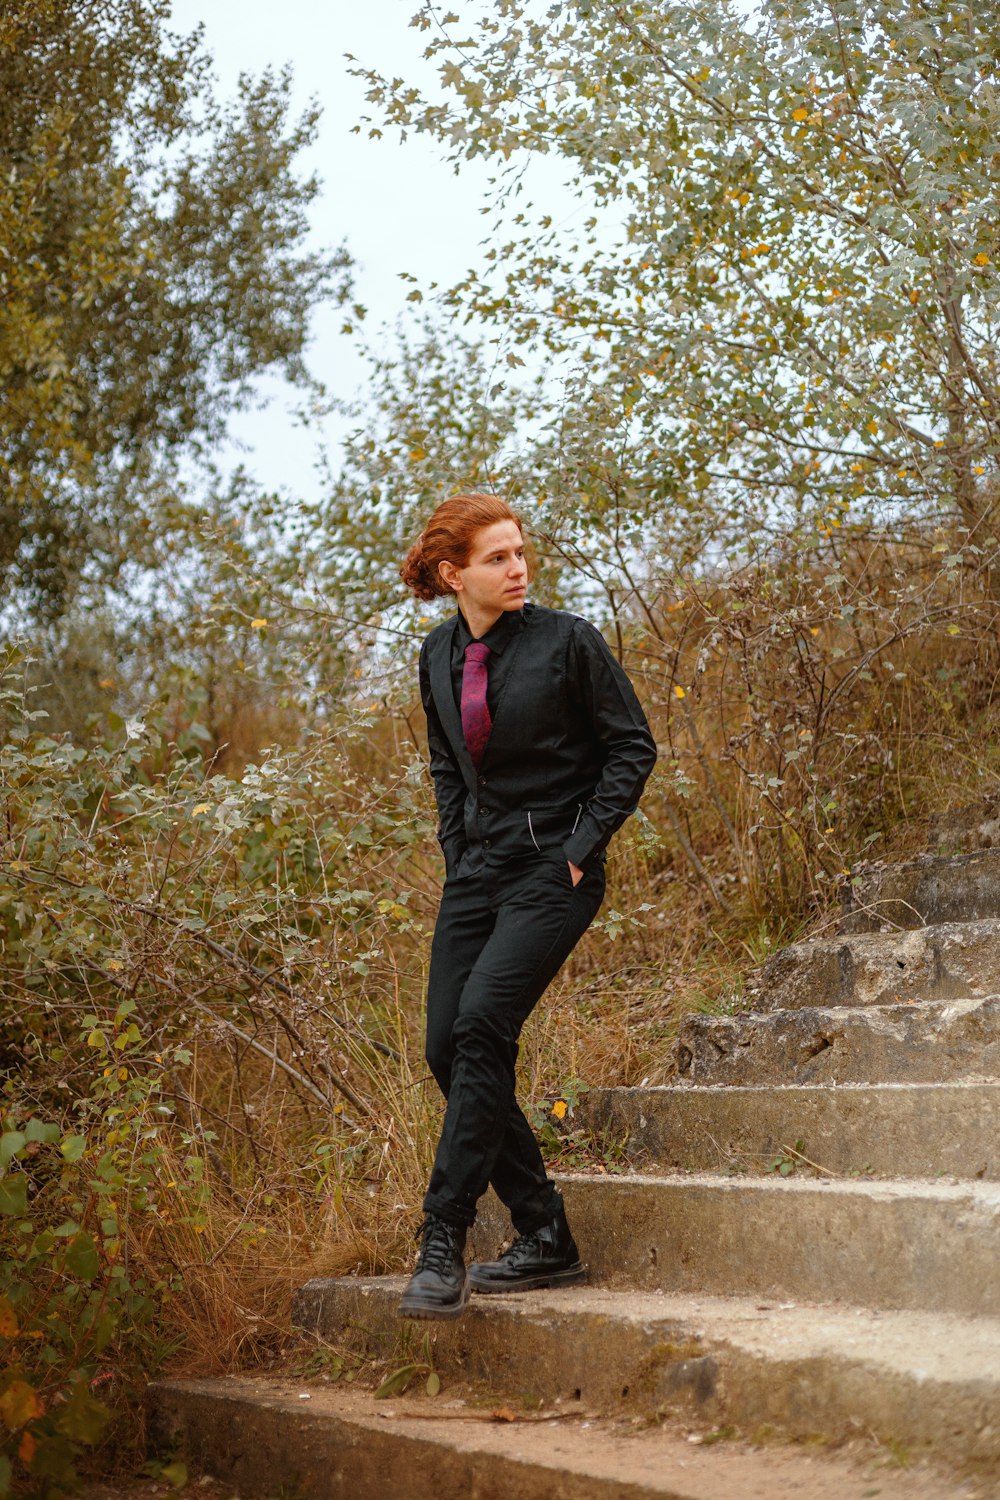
[438,520,528,615]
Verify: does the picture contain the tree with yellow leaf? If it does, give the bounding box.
[352,0,1000,563]
[0,0,350,625]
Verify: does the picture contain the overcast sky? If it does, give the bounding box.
[168,0,570,503]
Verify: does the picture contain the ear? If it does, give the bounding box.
[437,559,462,593]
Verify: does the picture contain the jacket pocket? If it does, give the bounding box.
[526,801,584,852]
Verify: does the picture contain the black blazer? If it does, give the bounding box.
[419,600,657,879]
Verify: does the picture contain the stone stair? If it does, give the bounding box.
[147,839,1000,1498]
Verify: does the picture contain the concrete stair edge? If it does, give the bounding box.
[577,1079,1000,1180]
[839,846,1000,932]
[146,1375,988,1500]
[463,1172,1000,1319]
[749,918,1000,1012]
[674,994,1000,1087]
[290,1276,1000,1471]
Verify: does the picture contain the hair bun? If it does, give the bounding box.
[399,537,445,602]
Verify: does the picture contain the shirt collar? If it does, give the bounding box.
[454,603,525,657]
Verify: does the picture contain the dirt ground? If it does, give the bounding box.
[77,1484,232,1500]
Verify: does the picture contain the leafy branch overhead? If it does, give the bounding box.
[0,0,350,622]
[352,0,1000,556]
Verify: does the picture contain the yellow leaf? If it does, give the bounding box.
[106,959,124,972]
[250,618,268,630]
[850,462,863,472]
[975,253,990,266]
[947,625,961,635]
[674,685,686,699]
[866,419,879,434]
[810,627,820,636]
[974,465,985,474]
[192,804,211,816]
[0,1379,44,1428]
[909,290,919,304]
[551,1099,567,1120]
[792,106,809,121]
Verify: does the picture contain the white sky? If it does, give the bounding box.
[168,0,575,504]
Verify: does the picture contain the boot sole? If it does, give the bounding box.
[398,1280,471,1321]
[468,1263,587,1294]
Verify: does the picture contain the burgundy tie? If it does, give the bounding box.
[461,641,492,767]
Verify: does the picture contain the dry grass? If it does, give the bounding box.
[27,529,1000,1393]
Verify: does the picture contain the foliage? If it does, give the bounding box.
[351,0,1000,573]
[0,0,350,622]
[0,1109,180,1498]
[0,644,441,1491]
[9,4,1000,1491]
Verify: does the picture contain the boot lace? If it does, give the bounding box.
[499,1230,543,1266]
[413,1216,462,1276]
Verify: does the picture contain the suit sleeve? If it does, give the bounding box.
[561,620,658,869]
[419,639,468,873]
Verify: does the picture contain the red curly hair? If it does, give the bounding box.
[399,492,531,602]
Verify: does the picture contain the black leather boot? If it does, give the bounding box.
[398,1214,470,1320]
[467,1202,585,1293]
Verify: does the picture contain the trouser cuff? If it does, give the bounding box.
[420,1197,476,1230]
[512,1185,564,1235]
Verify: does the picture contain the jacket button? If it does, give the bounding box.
[483,838,491,848]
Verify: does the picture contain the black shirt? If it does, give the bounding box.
[419,599,657,878]
[450,604,526,717]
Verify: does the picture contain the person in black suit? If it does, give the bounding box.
[397,492,657,1319]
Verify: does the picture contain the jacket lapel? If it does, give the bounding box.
[428,618,478,796]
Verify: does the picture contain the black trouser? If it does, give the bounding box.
[421,848,607,1234]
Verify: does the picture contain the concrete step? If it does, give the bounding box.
[578,1081,1000,1179]
[840,848,1000,932]
[927,792,1000,857]
[147,1374,988,1499]
[467,1172,1000,1318]
[674,995,1000,1086]
[290,1278,1000,1473]
[750,920,1000,1011]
